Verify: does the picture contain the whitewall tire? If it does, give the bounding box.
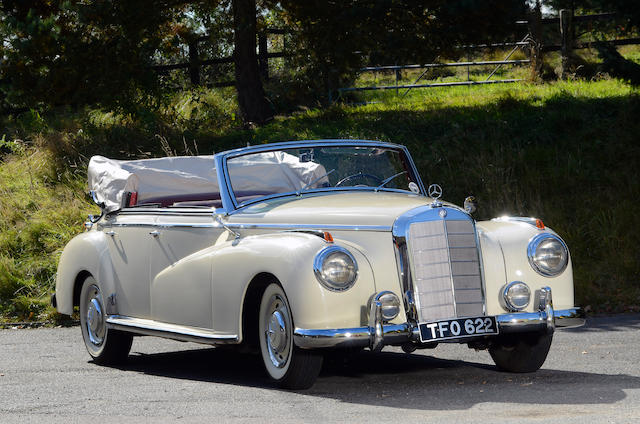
[79,276,132,364]
[258,283,323,389]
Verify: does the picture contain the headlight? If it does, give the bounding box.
[527,233,569,277]
[313,246,358,292]
[501,281,530,311]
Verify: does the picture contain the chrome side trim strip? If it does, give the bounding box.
[102,222,391,232]
[106,222,217,229]
[106,315,239,345]
[119,209,216,216]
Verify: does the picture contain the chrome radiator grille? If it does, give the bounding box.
[408,218,484,322]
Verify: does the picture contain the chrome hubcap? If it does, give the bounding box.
[264,295,290,368]
[85,287,105,346]
[268,311,287,352]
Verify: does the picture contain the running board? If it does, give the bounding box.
[106,315,239,345]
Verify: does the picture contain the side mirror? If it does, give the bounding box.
[88,190,106,223]
[213,213,241,240]
[464,195,477,214]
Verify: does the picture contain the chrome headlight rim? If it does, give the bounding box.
[313,245,358,292]
[501,281,531,312]
[527,233,569,277]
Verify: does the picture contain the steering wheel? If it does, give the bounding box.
[335,172,383,187]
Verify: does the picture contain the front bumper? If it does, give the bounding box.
[293,287,585,350]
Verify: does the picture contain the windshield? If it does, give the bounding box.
[225,145,422,207]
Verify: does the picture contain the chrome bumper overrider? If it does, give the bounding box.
[293,287,585,350]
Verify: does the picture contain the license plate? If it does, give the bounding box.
[419,316,498,342]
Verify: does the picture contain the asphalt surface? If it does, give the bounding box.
[1,315,639,423]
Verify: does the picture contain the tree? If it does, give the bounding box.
[542,0,640,30]
[0,1,185,110]
[232,0,273,125]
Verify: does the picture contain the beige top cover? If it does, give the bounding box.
[87,152,327,213]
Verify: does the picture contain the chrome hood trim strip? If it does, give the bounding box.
[227,222,391,232]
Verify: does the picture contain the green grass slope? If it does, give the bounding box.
[1,79,638,321]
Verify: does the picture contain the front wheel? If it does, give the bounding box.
[489,332,553,373]
[79,276,133,365]
[258,283,323,389]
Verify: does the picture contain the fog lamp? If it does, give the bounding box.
[375,291,401,322]
[501,281,531,312]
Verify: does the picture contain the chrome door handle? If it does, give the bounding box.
[105,230,116,237]
[149,230,160,237]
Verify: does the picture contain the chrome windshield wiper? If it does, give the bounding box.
[297,168,336,196]
[374,171,407,192]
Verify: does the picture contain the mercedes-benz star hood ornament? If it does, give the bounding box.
[428,184,443,208]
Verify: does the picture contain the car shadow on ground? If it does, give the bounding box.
[564,313,640,333]
[111,341,640,411]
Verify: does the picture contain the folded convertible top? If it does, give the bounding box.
[87,152,327,213]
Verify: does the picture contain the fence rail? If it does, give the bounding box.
[335,33,532,100]
[147,13,638,96]
[334,10,640,101]
[542,37,640,52]
[339,79,523,93]
[150,29,289,86]
[360,59,530,72]
[516,12,618,25]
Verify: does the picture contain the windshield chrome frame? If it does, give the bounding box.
[213,139,426,214]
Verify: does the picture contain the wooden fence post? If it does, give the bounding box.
[560,9,574,79]
[258,32,269,80]
[188,40,201,86]
[528,1,543,81]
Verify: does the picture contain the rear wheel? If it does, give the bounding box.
[258,283,323,389]
[79,276,132,365]
[489,332,553,373]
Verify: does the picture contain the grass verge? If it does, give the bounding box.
[1,78,639,320]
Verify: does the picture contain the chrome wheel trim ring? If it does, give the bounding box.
[264,294,291,369]
[84,285,105,347]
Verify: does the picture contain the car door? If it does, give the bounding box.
[103,212,156,319]
[149,210,223,329]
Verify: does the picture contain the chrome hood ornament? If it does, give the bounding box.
[428,184,443,207]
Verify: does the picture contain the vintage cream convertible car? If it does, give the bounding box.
[54,140,584,389]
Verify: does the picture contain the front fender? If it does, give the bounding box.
[476,220,575,316]
[210,232,376,338]
[55,230,117,315]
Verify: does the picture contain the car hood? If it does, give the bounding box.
[229,191,452,228]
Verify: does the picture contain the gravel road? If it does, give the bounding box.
[1,315,639,423]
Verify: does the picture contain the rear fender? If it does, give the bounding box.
[55,231,117,315]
